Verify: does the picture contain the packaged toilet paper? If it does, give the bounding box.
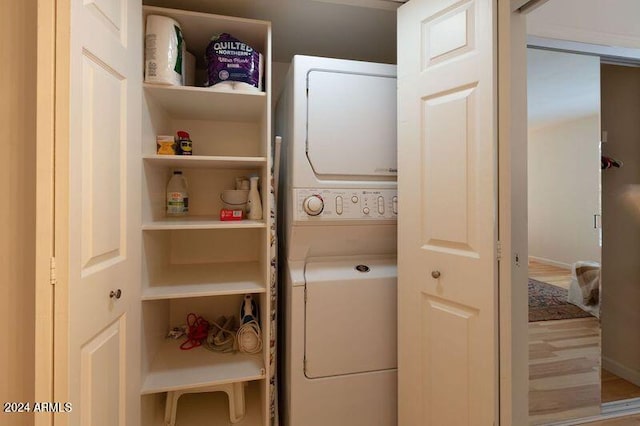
[145,15,185,86]
[204,33,263,92]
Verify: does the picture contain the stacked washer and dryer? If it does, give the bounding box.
[276,56,398,426]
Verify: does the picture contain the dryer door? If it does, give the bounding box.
[304,258,397,378]
[306,70,397,178]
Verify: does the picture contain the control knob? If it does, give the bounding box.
[303,195,324,216]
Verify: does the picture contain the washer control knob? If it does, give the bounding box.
[363,207,370,215]
[336,196,344,215]
[351,195,359,203]
[303,195,324,216]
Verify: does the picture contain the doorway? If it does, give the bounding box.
[522,2,640,424]
[599,63,640,407]
[526,47,602,425]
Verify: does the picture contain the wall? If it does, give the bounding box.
[528,116,601,266]
[601,64,640,385]
[144,0,397,64]
[527,0,640,49]
[0,1,37,425]
[272,61,290,108]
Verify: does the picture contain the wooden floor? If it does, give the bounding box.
[528,260,640,424]
[529,260,573,289]
[529,317,601,425]
[528,261,600,424]
[602,369,640,403]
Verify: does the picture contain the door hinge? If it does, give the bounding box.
[496,241,502,261]
[49,257,57,286]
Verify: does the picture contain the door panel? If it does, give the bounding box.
[422,1,475,67]
[422,85,479,256]
[80,318,126,426]
[80,52,125,270]
[67,0,141,424]
[421,296,477,425]
[84,0,124,35]
[397,0,498,424]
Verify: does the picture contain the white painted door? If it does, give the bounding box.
[66,0,141,424]
[397,0,499,425]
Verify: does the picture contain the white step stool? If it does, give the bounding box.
[164,381,246,425]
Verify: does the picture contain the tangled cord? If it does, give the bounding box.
[237,295,263,354]
[177,294,262,354]
[203,316,237,353]
[180,313,210,350]
[237,319,262,354]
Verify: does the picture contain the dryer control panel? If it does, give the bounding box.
[294,188,397,221]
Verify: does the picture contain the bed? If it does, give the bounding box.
[567,260,601,318]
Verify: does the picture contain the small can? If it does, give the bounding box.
[177,130,192,155]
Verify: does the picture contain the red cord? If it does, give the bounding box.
[180,313,210,350]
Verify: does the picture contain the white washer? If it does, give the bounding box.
[276,56,397,426]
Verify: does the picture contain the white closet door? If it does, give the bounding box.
[65,0,141,424]
[397,0,499,424]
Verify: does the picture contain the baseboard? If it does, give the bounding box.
[528,256,572,270]
[603,356,640,387]
[546,398,640,425]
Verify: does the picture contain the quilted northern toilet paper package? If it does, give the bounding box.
[205,33,264,92]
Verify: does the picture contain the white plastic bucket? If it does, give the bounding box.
[221,189,249,212]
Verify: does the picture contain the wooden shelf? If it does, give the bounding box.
[141,340,265,395]
[142,262,265,301]
[142,216,266,230]
[143,154,267,169]
[144,84,266,122]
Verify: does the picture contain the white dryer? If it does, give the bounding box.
[276,56,397,426]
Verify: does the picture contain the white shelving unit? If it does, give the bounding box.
[140,6,272,426]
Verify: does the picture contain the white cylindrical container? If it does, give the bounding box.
[246,176,262,220]
[166,171,189,216]
[221,189,249,212]
[145,15,184,86]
